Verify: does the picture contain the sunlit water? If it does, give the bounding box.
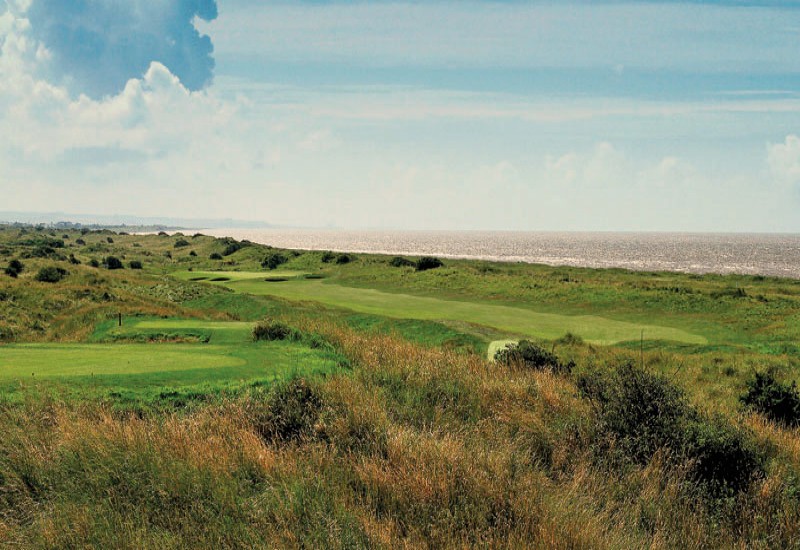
[201,229,800,279]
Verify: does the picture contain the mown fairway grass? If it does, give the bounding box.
[0,318,341,401]
[175,271,707,346]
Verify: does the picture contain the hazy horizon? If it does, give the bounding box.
[2,1,800,232]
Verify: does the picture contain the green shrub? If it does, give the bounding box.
[335,253,354,265]
[390,256,415,268]
[174,239,190,248]
[262,253,288,270]
[35,266,68,283]
[253,321,300,342]
[321,251,336,263]
[4,259,23,278]
[104,256,124,270]
[220,238,248,256]
[75,238,86,245]
[68,254,81,265]
[209,252,223,260]
[254,378,325,443]
[89,259,100,268]
[683,415,763,497]
[578,363,688,464]
[579,363,764,496]
[106,237,114,244]
[741,370,800,427]
[416,256,444,271]
[494,340,572,374]
[129,260,143,270]
[189,251,197,257]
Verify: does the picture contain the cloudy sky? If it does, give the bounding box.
[1,0,799,231]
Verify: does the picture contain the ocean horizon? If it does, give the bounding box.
[200,228,800,280]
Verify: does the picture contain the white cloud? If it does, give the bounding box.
[768,135,800,188]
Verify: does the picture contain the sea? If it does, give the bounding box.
[200,229,800,280]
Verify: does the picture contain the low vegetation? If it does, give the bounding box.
[0,224,799,547]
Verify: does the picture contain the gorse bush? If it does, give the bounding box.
[129,260,143,270]
[253,321,300,342]
[741,370,800,427]
[104,256,123,270]
[261,252,288,270]
[35,266,68,283]
[321,251,336,263]
[494,340,573,374]
[579,363,764,497]
[209,252,223,260]
[254,378,325,443]
[390,256,415,268]
[416,256,444,271]
[4,259,23,278]
[174,239,190,248]
[578,363,689,464]
[335,253,354,265]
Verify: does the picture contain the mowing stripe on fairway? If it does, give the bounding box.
[184,274,707,345]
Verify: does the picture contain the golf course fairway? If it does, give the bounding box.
[175,271,707,345]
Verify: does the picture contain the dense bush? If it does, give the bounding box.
[494,340,573,374]
[579,363,690,464]
[253,321,300,342]
[68,254,81,265]
[129,260,143,270]
[321,251,336,263]
[254,378,325,443]
[189,251,197,257]
[209,252,223,260]
[75,238,86,245]
[174,239,190,248]
[261,253,288,270]
[682,415,763,496]
[220,238,248,257]
[104,256,124,270]
[89,259,100,268]
[4,259,23,278]
[35,266,68,283]
[579,363,763,496]
[740,370,800,427]
[416,256,444,271]
[335,254,354,265]
[390,256,415,268]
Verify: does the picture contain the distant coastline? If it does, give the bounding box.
[200,228,800,280]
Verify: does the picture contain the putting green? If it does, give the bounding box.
[0,318,341,397]
[177,271,707,345]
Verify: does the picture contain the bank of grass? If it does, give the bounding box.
[2,321,800,548]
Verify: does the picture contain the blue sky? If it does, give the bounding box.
[1,0,799,231]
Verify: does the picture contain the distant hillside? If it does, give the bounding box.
[0,211,272,230]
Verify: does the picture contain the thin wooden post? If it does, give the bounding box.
[118,312,122,327]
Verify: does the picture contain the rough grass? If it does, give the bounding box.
[2,322,798,548]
